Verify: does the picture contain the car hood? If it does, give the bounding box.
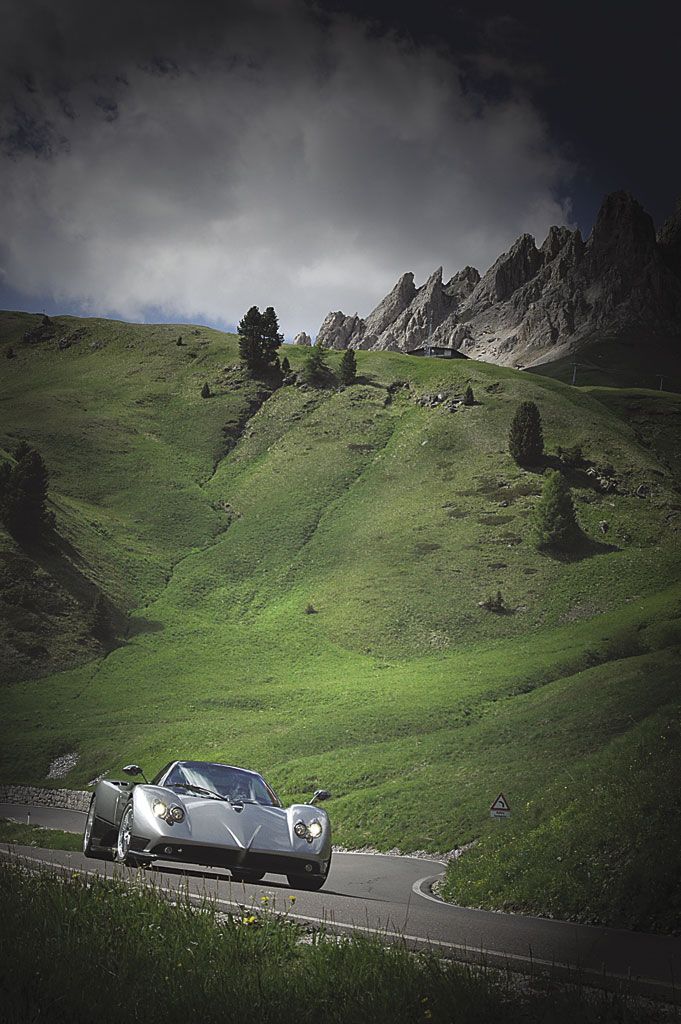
[178,797,293,851]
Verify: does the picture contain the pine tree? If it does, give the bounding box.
[238,306,264,371]
[463,384,475,406]
[339,348,357,385]
[260,306,283,365]
[534,470,580,550]
[508,401,544,464]
[302,340,329,386]
[201,382,211,398]
[238,305,283,373]
[281,355,291,375]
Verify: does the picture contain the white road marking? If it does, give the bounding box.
[412,874,445,904]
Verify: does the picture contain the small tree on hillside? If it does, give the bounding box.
[463,384,475,406]
[339,348,357,386]
[302,340,329,386]
[14,440,32,461]
[281,355,291,375]
[481,589,506,612]
[201,382,211,398]
[509,401,544,464]
[534,470,580,551]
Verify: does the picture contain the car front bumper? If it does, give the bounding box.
[130,835,329,876]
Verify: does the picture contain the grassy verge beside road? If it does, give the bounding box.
[0,862,671,1024]
[0,818,81,851]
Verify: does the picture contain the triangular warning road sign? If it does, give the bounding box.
[490,793,510,812]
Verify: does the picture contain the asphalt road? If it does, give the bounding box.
[2,803,680,1000]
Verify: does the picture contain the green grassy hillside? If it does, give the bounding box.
[1,311,680,929]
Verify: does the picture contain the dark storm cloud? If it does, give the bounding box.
[0,0,571,335]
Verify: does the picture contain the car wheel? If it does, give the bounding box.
[115,801,142,867]
[230,869,265,883]
[83,798,114,861]
[287,854,331,891]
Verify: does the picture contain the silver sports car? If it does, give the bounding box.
[83,760,332,890]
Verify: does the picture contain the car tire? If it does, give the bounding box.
[83,798,114,861]
[230,870,265,883]
[287,853,331,891]
[114,801,143,867]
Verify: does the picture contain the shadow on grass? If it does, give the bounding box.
[521,454,614,495]
[539,533,621,563]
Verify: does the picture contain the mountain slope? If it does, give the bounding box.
[1,310,681,929]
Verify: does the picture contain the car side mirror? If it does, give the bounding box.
[310,789,331,804]
[123,764,144,777]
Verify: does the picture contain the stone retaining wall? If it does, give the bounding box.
[0,784,90,813]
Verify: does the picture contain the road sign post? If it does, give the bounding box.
[490,793,511,819]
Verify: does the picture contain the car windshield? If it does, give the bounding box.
[162,761,280,807]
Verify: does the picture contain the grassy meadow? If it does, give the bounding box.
[1,310,680,928]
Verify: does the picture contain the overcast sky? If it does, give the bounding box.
[0,0,678,338]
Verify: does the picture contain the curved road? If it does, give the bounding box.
[2,803,680,1000]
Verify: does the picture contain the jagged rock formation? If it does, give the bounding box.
[293,332,312,346]
[315,192,681,367]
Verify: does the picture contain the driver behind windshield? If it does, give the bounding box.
[165,762,276,805]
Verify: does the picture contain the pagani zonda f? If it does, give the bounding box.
[83,760,332,890]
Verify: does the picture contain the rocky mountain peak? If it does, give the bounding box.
[443,266,481,308]
[471,232,541,307]
[316,311,365,350]
[540,225,574,262]
[588,191,656,266]
[362,271,417,345]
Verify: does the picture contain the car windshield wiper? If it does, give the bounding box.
[166,783,227,801]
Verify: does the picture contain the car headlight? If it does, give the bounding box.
[308,820,323,839]
[294,820,307,838]
[152,800,169,818]
[169,805,185,822]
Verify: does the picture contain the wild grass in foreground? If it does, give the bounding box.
[0,818,81,851]
[0,862,672,1024]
